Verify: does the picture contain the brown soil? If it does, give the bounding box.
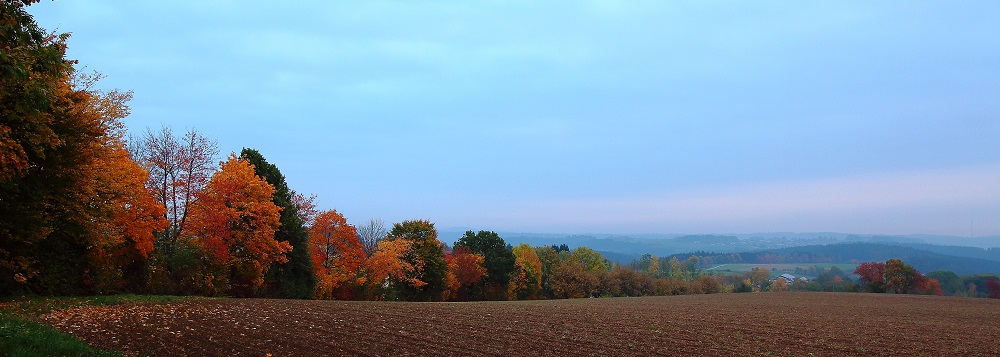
[40,293,1000,356]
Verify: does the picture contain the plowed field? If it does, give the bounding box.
[40,293,1000,356]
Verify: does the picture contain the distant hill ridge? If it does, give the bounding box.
[665,242,1000,276]
[438,229,1000,275]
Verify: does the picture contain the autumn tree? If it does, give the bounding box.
[749,267,771,290]
[856,259,940,295]
[309,210,365,299]
[444,247,486,301]
[665,257,682,280]
[389,220,448,301]
[987,279,1000,299]
[548,258,599,299]
[697,275,723,294]
[884,258,923,294]
[187,155,290,296]
[611,266,653,297]
[769,277,788,292]
[454,230,515,300]
[854,261,886,293]
[1,2,168,294]
[511,244,542,299]
[361,238,420,300]
[595,270,622,297]
[0,0,86,293]
[290,191,318,226]
[240,148,315,299]
[87,139,168,293]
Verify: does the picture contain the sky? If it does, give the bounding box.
[30,1,1000,237]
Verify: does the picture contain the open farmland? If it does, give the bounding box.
[39,293,1000,356]
[705,263,859,277]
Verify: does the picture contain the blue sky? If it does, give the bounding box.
[31,1,1000,236]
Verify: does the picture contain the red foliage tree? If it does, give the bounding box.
[987,279,1000,299]
[444,247,486,301]
[854,261,886,293]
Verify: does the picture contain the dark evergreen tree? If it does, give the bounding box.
[239,148,315,298]
[455,230,515,300]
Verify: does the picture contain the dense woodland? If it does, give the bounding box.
[3,1,999,301]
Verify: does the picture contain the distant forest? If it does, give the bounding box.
[665,242,1000,276]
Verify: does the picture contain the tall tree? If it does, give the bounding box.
[1,0,81,294]
[240,148,315,299]
[134,126,217,248]
[187,155,290,297]
[1,2,167,294]
[361,238,419,300]
[987,279,1000,299]
[454,230,515,300]
[854,261,887,293]
[884,258,918,294]
[87,138,167,293]
[389,220,448,301]
[443,247,486,301]
[511,244,542,299]
[571,247,608,274]
[534,245,562,298]
[131,126,216,295]
[309,210,364,300]
[290,191,318,227]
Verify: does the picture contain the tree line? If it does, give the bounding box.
[4,1,999,301]
[0,2,718,300]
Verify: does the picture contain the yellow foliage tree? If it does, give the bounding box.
[361,239,423,300]
[769,277,788,292]
[511,244,542,299]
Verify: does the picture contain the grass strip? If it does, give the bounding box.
[0,315,120,357]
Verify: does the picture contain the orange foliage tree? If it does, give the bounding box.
[87,139,168,293]
[187,155,289,296]
[0,1,169,294]
[360,239,422,300]
[309,210,365,299]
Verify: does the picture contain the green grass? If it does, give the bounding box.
[0,316,120,357]
[1,294,191,316]
[705,263,859,277]
[0,294,194,357]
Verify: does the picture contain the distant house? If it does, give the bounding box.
[772,274,796,284]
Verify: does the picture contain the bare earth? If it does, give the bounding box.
[40,293,1000,356]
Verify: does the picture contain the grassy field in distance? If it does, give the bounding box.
[704,263,859,278]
